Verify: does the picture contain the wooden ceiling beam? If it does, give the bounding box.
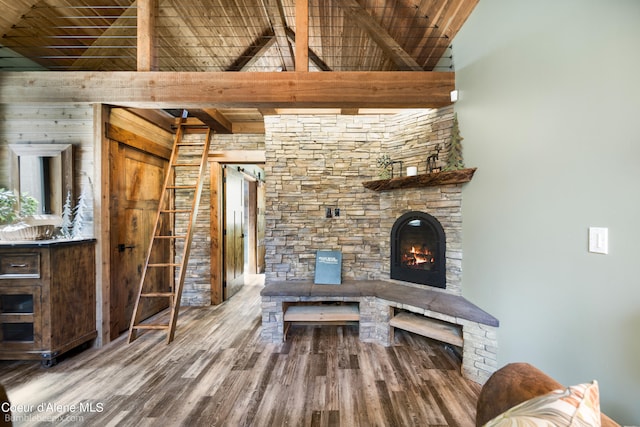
[228,31,276,72]
[337,0,423,71]
[125,108,176,133]
[209,150,266,164]
[189,109,233,134]
[421,0,479,70]
[285,27,331,71]
[106,124,172,159]
[261,0,295,71]
[232,121,265,134]
[0,71,454,109]
[137,0,157,71]
[295,0,309,72]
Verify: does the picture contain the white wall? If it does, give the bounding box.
[454,0,640,423]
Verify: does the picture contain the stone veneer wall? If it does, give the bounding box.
[382,105,456,175]
[178,106,461,304]
[177,133,264,306]
[264,114,388,282]
[264,106,464,294]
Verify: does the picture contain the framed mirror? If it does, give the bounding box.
[9,144,73,217]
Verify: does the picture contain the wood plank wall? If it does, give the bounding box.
[0,104,95,236]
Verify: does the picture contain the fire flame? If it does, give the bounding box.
[402,245,435,266]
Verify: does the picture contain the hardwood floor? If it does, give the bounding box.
[0,275,481,426]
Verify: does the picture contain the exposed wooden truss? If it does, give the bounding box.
[0,0,477,132]
[337,0,422,71]
[0,0,478,72]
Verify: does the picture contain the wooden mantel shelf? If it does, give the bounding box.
[362,167,477,191]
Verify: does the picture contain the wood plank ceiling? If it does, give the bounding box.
[0,0,478,133]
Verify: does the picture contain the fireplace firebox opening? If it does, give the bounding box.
[390,211,446,288]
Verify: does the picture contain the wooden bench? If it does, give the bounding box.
[390,311,463,347]
[283,304,360,338]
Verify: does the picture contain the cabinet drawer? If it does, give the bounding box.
[0,285,41,349]
[1,294,34,313]
[1,322,34,342]
[0,253,40,278]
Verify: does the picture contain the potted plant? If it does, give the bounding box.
[0,189,55,240]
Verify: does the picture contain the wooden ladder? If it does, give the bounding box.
[128,119,212,344]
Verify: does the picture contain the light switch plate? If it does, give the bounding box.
[588,227,608,254]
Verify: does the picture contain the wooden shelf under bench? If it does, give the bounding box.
[284,304,360,322]
[390,311,463,347]
[283,303,360,338]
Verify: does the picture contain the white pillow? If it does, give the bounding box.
[483,381,601,427]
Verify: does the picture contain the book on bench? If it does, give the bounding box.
[314,250,342,285]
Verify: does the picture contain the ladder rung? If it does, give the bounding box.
[133,324,170,330]
[177,143,206,147]
[160,209,191,213]
[172,163,200,167]
[178,124,208,129]
[148,263,181,267]
[154,235,186,239]
[141,292,175,297]
[166,185,197,189]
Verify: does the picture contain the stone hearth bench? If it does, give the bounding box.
[261,280,499,384]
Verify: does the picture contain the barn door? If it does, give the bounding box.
[246,179,266,274]
[109,141,171,339]
[223,166,245,299]
[256,181,266,273]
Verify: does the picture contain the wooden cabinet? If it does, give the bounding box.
[0,239,96,366]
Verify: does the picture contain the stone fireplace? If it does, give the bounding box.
[390,211,446,289]
[261,108,499,384]
[264,107,466,295]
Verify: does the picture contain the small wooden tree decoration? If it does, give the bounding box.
[443,113,465,171]
[59,191,73,239]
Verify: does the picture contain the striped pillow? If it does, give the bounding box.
[483,381,601,427]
